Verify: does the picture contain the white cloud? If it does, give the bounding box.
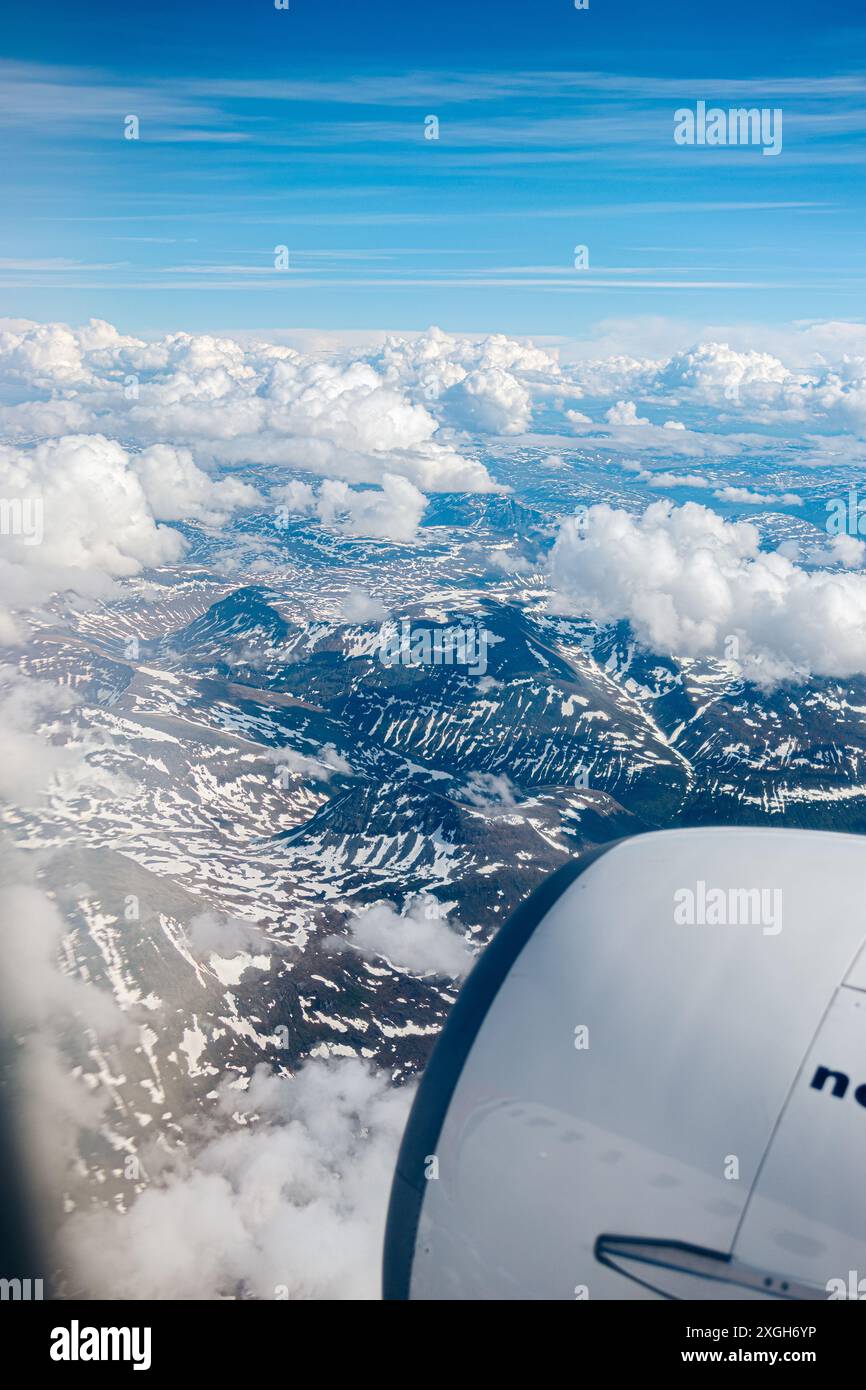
[339,589,389,622]
[0,435,187,578]
[605,400,650,427]
[275,473,427,541]
[0,319,88,385]
[459,771,520,809]
[550,500,866,685]
[330,895,476,979]
[633,468,712,489]
[130,443,261,525]
[443,367,532,434]
[14,315,866,481]
[61,1059,413,1299]
[557,326,866,439]
[187,910,269,959]
[712,485,803,506]
[268,742,352,782]
[374,326,559,414]
[0,669,81,804]
[0,318,497,493]
[0,434,263,640]
[803,533,866,568]
[659,341,792,402]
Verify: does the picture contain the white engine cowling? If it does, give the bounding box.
[383,828,866,1300]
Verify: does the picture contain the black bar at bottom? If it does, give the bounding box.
[2,1294,860,1375]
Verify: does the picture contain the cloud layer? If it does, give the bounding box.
[0,318,496,492]
[62,1059,413,1300]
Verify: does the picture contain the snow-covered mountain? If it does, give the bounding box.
[6,454,866,1258]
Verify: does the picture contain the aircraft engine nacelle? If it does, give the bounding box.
[383,828,866,1300]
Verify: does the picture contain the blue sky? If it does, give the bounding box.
[1,0,865,339]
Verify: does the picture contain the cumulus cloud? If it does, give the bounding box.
[443,367,532,434]
[459,771,520,810]
[129,443,261,525]
[0,435,187,576]
[659,342,792,403]
[550,500,866,686]
[558,330,866,439]
[373,326,559,438]
[315,476,428,542]
[606,400,650,428]
[339,589,389,622]
[627,465,712,490]
[0,319,90,386]
[0,318,497,493]
[802,533,866,569]
[329,895,476,979]
[13,316,866,489]
[0,433,263,639]
[268,742,352,783]
[275,473,427,542]
[712,485,803,507]
[561,340,795,416]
